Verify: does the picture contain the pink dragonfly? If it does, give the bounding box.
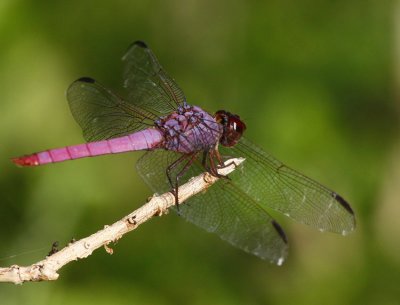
[12,41,355,264]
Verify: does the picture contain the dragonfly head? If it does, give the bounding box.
[215,110,246,147]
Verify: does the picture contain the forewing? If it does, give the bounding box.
[220,137,356,234]
[122,41,186,115]
[136,150,288,264]
[67,77,157,141]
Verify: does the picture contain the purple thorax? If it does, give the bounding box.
[155,104,222,154]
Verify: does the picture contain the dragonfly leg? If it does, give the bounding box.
[201,150,210,171]
[166,154,188,206]
[200,148,218,176]
[166,153,198,209]
[208,149,230,179]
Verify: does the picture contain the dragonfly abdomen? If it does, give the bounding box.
[12,128,163,166]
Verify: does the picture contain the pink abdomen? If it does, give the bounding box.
[12,128,163,166]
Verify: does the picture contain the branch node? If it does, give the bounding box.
[154,204,168,217]
[104,243,114,255]
[127,215,137,226]
[203,172,215,184]
[47,241,59,257]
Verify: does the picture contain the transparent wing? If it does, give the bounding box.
[219,137,356,234]
[122,41,186,115]
[136,150,288,264]
[67,77,158,141]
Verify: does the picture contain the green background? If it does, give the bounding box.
[1,0,399,304]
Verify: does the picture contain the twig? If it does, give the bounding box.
[0,157,245,284]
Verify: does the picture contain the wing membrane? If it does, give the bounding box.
[67,77,157,141]
[122,41,186,115]
[220,137,356,234]
[68,41,186,142]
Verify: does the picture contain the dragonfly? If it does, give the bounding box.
[12,41,355,265]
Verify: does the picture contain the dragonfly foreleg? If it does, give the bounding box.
[208,149,230,180]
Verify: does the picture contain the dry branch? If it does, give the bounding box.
[0,157,245,284]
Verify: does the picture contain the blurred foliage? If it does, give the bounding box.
[0,0,399,304]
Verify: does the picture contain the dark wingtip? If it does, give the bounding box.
[333,193,354,215]
[76,77,95,83]
[133,40,148,48]
[122,41,149,61]
[272,220,288,244]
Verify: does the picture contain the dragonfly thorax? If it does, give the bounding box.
[155,104,223,154]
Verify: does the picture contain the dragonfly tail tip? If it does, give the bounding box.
[11,155,39,167]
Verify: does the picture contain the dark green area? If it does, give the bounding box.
[1,1,398,304]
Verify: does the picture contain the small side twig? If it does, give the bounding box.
[0,157,244,284]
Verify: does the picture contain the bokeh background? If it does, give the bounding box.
[0,0,399,304]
